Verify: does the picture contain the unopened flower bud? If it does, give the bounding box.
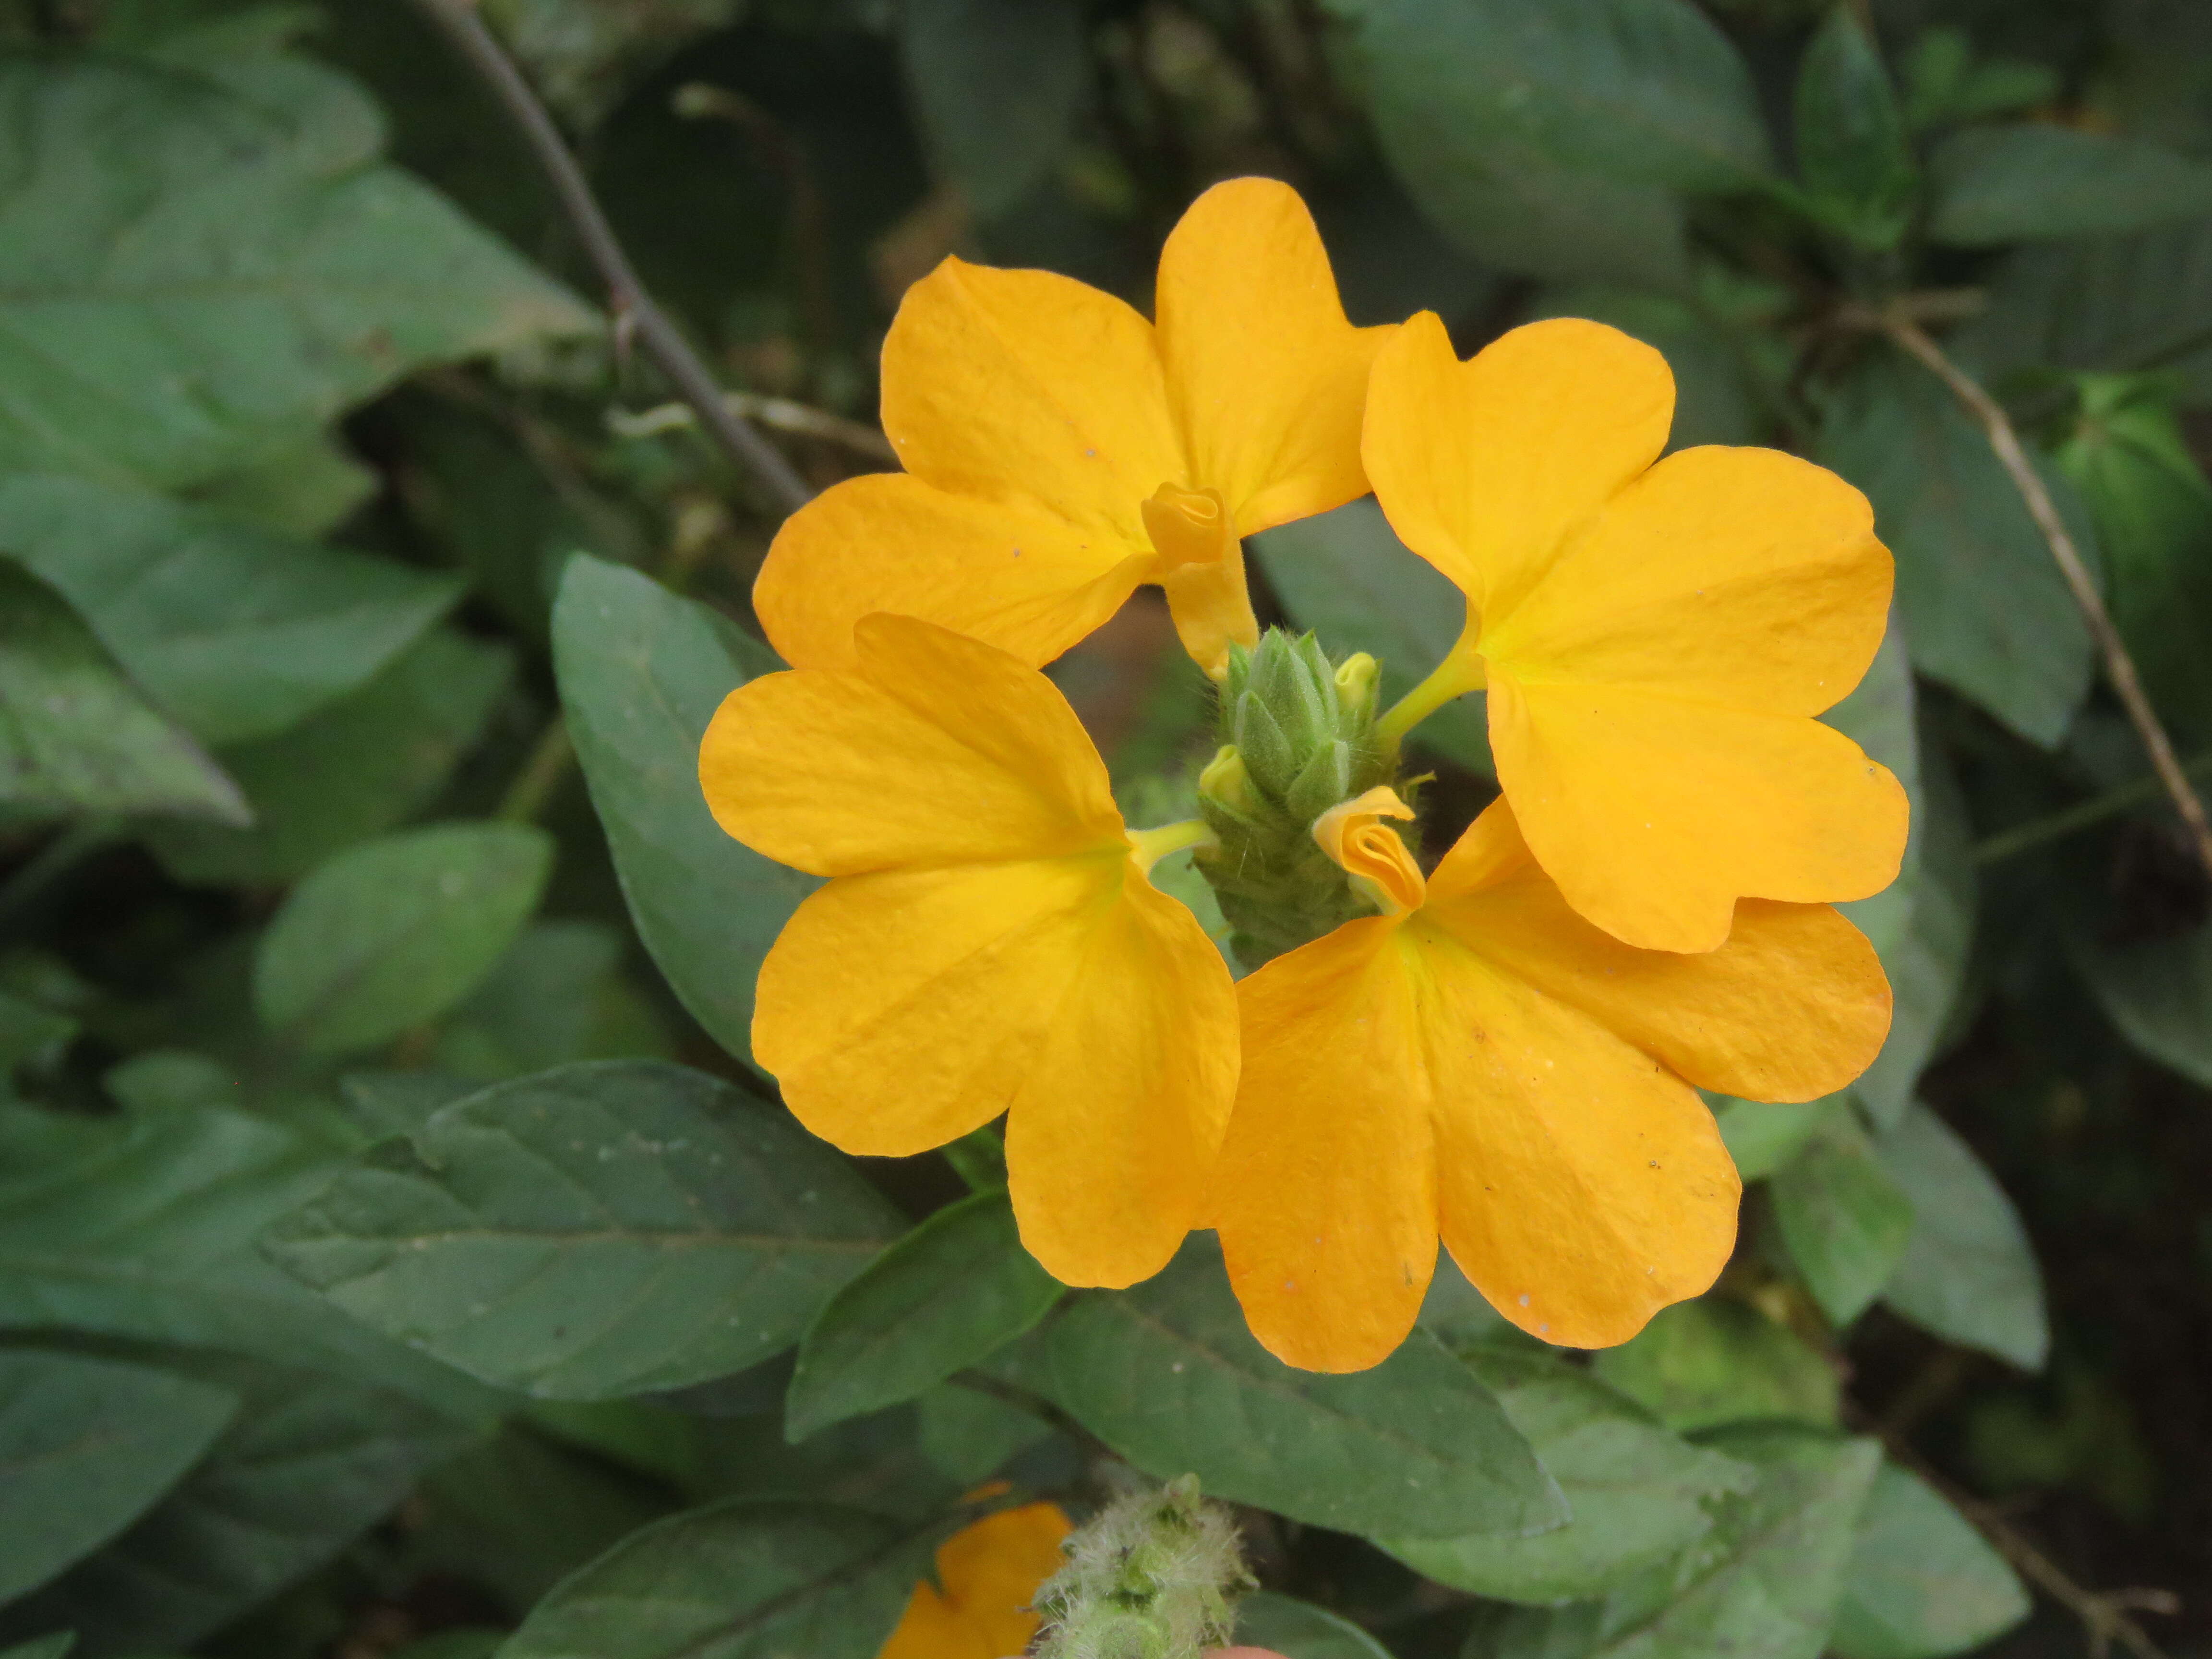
[1198,745,1259,816]
[1333,652,1379,723]
[1033,1477,1253,1659]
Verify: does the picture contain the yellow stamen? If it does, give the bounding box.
[1127,818,1218,875]
[1312,787,1425,915]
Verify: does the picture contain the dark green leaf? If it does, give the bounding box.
[1852,739,1976,1129]
[1817,354,2095,746]
[1713,1096,1834,1183]
[2075,911,2212,1089]
[2055,376,2212,747]
[143,626,513,886]
[1792,6,1917,250]
[253,822,553,1057]
[1250,500,1491,773]
[1592,1300,1839,1433]
[1047,1236,1563,1540]
[183,430,378,539]
[0,1637,74,1659]
[496,1500,926,1659]
[337,1071,481,1143]
[0,476,461,746]
[1831,1462,2028,1659]
[433,920,673,1082]
[1952,220,2212,403]
[0,1350,239,1603]
[1353,0,1772,287]
[1875,1104,2047,1370]
[1235,1593,1395,1659]
[1,1359,473,1658]
[901,0,1086,219]
[0,52,590,492]
[1381,1345,1755,1604]
[553,555,817,1069]
[263,1060,900,1399]
[0,987,75,1070]
[0,1100,499,1419]
[1466,1426,1881,1659]
[787,1189,1063,1442]
[914,1383,1052,1483]
[1771,1113,1916,1325]
[0,562,248,827]
[1926,126,2212,247]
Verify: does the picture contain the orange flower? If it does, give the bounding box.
[1208,790,1891,1372]
[698,615,1237,1288]
[880,1503,1072,1659]
[755,178,1390,680]
[1364,315,1910,952]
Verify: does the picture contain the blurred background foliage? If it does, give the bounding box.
[4,2,2212,1659]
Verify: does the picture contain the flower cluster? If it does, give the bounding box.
[701,178,1902,1371]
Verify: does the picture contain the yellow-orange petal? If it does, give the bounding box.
[1410,917,1742,1350]
[755,472,1151,672]
[1212,916,1438,1372]
[1004,866,1241,1287]
[1488,675,1910,953]
[879,1503,1072,1659]
[699,615,1124,877]
[880,256,1183,544]
[1485,445,1893,716]
[1311,786,1424,914]
[1362,314,1673,620]
[1154,178,1394,536]
[1425,801,1892,1103]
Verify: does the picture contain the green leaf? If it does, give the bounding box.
[1250,500,1491,773]
[1713,1096,1834,1183]
[1831,1462,2028,1659]
[1234,1593,1395,1659]
[1771,1112,1916,1325]
[0,987,74,1070]
[1466,1425,1881,1659]
[1852,741,1976,1130]
[787,1189,1063,1442]
[144,625,514,886]
[1381,1345,1756,1604]
[1047,1236,1563,1540]
[1817,353,2095,746]
[182,429,378,539]
[1792,6,1917,250]
[1952,219,2212,404]
[0,1350,239,1604]
[1352,0,1773,288]
[337,1070,481,1143]
[0,1636,75,1659]
[1926,125,2212,247]
[496,1499,928,1659]
[553,555,817,1069]
[0,561,248,827]
[1592,1300,1839,1433]
[0,475,461,746]
[433,920,673,1083]
[914,1383,1052,1483]
[2055,376,2212,748]
[0,1358,473,1658]
[2074,912,2212,1089]
[901,0,1086,219]
[262,1060,900,1399]
[0,50,590,493]
[253,822,553,1057]
[0,1100,499,1419]
[1875,1103,2047,1370]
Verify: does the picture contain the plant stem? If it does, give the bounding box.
[497,717,573,824]
[1375,649,1483,750]
[408,0,812,518]
[609,393,896,463]
[1856,308,2212,885]
[1976,747,2212,866]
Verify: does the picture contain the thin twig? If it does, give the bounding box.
[609,394,897,463]
[1976,747,2212,866]
[1845,306,2212,884]
[497,717,573,824]
[407,0,812,518]
[1850,1403,2176,1659]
